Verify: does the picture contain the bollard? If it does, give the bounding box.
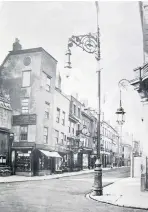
[141,173,146,192]
[91,158,103,196]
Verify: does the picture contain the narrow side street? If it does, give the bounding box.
[0,167,145,212]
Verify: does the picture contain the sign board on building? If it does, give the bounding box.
[13,142,35,148]
[12,114,36,126]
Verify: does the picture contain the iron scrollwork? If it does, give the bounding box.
[67,28,100,60]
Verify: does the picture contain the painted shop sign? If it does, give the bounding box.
[13,142,35,148]
[12,114,36,126]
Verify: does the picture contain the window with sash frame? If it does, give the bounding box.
[45,102,50,119]
[20,126,28,141]
[43,127,48,143]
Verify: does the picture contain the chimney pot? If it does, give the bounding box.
[13,38,22,51]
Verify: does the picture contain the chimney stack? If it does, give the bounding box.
[13,38,22,51]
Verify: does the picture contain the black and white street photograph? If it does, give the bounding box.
[0,0,148,211]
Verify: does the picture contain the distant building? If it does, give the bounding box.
[122,143,132,166]
[100,121,119,167]
[52,74,70,172]
[0,39,59,176]
[66,96,96,171]
[67,95,82,171]
[78,106,94,169]
[133,140,141,157]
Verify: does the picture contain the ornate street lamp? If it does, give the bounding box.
[116,90,126,125]
[64,48,72,70]
[64,2,102,196]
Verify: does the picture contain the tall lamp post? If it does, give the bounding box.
[115,81,126,167]
[64,1,102,196]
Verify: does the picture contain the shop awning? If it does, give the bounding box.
[39,150,62,158]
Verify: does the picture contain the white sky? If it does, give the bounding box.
[0,1,147,153]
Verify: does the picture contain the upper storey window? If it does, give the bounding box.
[22,70,31,87]
[46,76,51,92]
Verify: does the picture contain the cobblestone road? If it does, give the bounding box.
[0,167,145,212]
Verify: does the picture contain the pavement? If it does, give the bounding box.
[89,177,148,210]
[0,167,111,184]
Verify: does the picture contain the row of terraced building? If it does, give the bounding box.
[0,39,127,176]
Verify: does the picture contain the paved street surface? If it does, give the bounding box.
[0,167,145,212]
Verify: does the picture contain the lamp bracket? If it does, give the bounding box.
[68,31,100,60]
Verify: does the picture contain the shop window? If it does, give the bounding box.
[15,150,31,172]
[56,108,60,123]
[22,70,31,87]
[43,127,48,143]
[39,155,45,170]
[21,98,29,114]
[20,126,28,141]
[0,156,6,165]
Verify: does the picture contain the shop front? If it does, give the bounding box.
[11,142,35,176]
[0,129,13,176]
[11,142,62,176]
[32,149,62,176]
[78,148,92,170]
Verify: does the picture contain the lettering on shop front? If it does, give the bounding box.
[13,114,36,126]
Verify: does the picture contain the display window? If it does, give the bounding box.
[15,150,31,172]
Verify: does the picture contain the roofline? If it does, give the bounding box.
[9,47,58,63]
[55,88,70,101]
[71,95,83,106]
[0,53,11,69]
[81,111,93,121]
[0,47,58,68]
[102,120,118,134]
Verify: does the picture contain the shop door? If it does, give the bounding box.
[32,151,39,176]
[51,158,55,173]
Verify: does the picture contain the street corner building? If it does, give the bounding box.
[0,38,62,177]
